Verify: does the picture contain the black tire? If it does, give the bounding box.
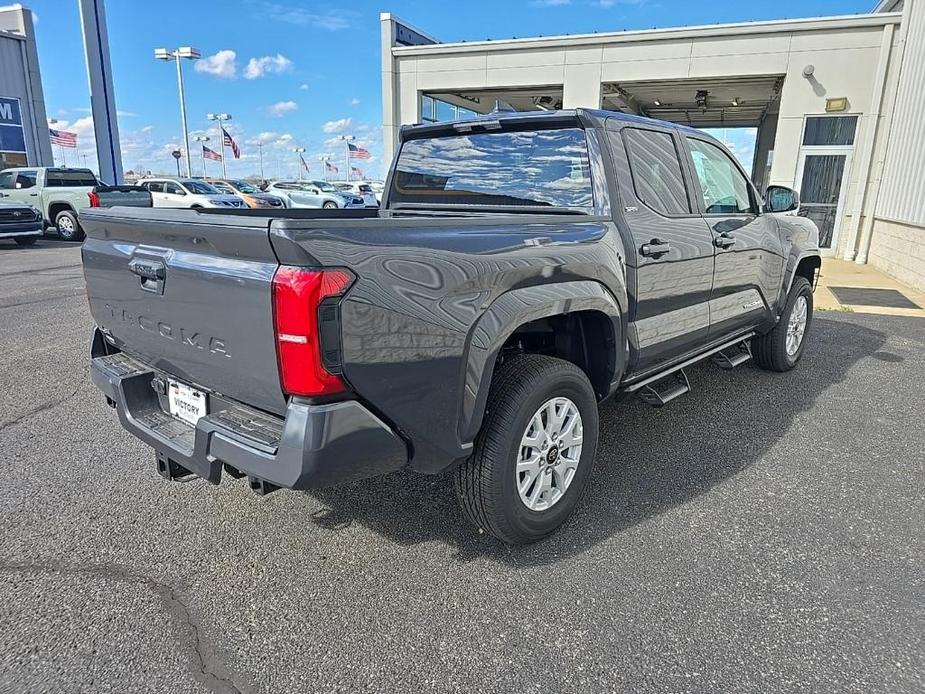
[753,277,813,372]
[322,201,338,209]
[14,235,38,246]
[55,210,84,242]
[455,354,600,544]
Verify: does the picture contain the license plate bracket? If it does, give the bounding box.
[167,380,207,426]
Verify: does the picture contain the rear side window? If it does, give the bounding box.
[145,181,163,193]
[15,171,37,189]
[391,128,594,210]
[622,129,689,215]
[46,169,98,187]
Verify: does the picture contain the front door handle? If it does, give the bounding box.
[714,233,737,249]
[28,192,38,197]
[640,238,671,258]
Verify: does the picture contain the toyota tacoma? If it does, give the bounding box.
[82,109,820,543]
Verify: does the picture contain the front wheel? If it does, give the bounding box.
[753,276,813,371]
[55,210,84,242]
[455,354,599,544]
[322,201,338,209]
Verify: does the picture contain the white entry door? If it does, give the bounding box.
[795,147,853,256]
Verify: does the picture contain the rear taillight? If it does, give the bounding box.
[272,266,354,397]
[88,191,101,207]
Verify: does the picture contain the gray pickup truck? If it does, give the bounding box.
[82,109,820,543]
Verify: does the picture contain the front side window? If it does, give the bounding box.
[391,128,594,210]
[621,129,689,216]
[163,181,183,195]
[686,138,753,214]
[0,171,13,189]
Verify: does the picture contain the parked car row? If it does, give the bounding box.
[0,164,382,244]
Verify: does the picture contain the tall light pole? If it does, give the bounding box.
[155,47,200,178]
[257,143,265,181]
[193,135,210,177]
[292,147,306,181]
[207,113,232,178]
[338,135,354,182]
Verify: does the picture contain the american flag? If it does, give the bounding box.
[203,145,222,161]
[348,143,370,160]
[50,129,78,148]
[221,126,240,159]
[300,154,310,172]
[325,160,338,173]
[350,166,364,179]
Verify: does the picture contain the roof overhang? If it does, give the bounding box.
[392,12,902,56]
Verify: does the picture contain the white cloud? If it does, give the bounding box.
[349,97,360,106]
[261,3,351,30]
[266,101,298,117]
[531,0,570,5]
[141,125,154,133]
[299,83,309,90]
[244,54,293,79]
[322,117,352,134]
[194,50,237,79]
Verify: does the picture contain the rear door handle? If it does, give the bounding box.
[129,258,167,294]
[714,233,737,249]
[640,239,671,258]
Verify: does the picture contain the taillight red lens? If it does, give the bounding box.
[88,191,101,207]
[272,266,354,397]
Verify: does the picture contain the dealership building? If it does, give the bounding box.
[381,0,925,292]
[0,4,52,169]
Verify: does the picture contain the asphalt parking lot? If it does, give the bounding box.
[0,239,922,694]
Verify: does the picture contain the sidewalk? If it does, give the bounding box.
[815,258,925,317]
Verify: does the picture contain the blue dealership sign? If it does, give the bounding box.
[0,96,27,154]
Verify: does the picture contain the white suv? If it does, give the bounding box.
[334,182,379,208]
[137,178,247,209]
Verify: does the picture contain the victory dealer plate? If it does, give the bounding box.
[167,380,207,426]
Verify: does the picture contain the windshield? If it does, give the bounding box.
[231,180,261,193]
[390,128,594,209]
[183,180,221,195]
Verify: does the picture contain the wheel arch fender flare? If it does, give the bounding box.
[459,280,625,445]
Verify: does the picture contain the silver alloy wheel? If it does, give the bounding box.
[57,215,75,233]
[516,397,583,512]
[786,295,808,356]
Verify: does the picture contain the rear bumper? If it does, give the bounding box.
[89,346,408,490]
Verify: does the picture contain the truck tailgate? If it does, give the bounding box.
[81,208,286,415]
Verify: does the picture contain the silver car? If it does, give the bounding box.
[264,180,365,209]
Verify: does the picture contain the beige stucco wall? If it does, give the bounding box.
[869,218,925,292]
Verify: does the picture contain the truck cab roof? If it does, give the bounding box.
[400,107,714,144]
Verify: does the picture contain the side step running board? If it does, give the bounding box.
[638,370,690,408]
[712,340,752,370]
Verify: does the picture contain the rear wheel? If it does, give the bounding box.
[55,210,84,242]
[455,354,599,544]
[322,201,338,209]
[753,276,813,371]
[14,235,38,246]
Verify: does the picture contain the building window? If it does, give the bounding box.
[621,128,690,216]
[420,95,479,123]
[802,116,858,147]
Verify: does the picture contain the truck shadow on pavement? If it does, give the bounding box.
[305,315,888,564]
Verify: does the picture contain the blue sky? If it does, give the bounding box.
[26,0,871,179]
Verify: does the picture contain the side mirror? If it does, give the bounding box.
[15,182,22,189]
[764,185,800,213]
